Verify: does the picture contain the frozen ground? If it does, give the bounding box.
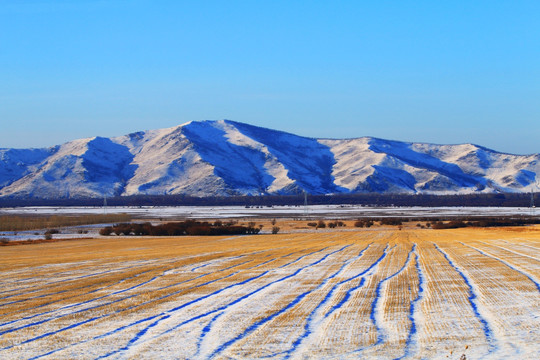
[1,205,538,219]
[1,205,538,242]
[0,224,106,242]
[0,228,538,359]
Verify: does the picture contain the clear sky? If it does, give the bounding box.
[1,0,539,154]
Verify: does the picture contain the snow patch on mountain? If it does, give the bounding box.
[0,120,538,198]
[0,137,134,198]
[228,120,344,194]
[114,125,226,196]
[215,120,295,193]
[319,138,380,191]
[0,147,55,188]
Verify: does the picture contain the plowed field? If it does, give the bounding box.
[1,227,539,359]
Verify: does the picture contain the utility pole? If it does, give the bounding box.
[304,191,308,217]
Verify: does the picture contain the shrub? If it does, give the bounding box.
[100,220,253,237]
[316,220,326,229]
[99,227,113,236]
[354,220,373,228]
[380,218,402,226]
[246,222,261,234]
[113,223,133,236]
[307,222,317,227]
[431,220,467,229]
[185,226,213,236]
[272,226,280,234]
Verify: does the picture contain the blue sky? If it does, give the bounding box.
[1,0,539,154]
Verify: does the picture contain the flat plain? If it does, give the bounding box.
[0,226,539,359]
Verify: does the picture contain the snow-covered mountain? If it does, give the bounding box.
[0,120,538,198]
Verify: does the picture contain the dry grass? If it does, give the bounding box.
[0,226,539,359]
[0,213,132,231]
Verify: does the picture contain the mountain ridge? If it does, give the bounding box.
[0,120,538,199]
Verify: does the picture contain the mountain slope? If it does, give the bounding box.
[0,120,538,198]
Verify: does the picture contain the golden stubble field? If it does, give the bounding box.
[0,226,539,359]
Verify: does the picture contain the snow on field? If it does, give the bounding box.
[3,205,537,241]
[0,228,538,359]
[1,205,538,219]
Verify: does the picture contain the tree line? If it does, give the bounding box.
[0,192,537,208]
[99,220,264,236]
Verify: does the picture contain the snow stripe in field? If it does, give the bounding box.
[15,271,242,359]
[280,243,374,359]
[0,254,254,332]
[397,248,425,360]
[317,242,374,318]
[190,258,239,272]
[158,248,332,335]
[4,230,536,359]
[0,270,168,338]
[203,246,356,358]
[219,245,368,359]
[462,242,540,293]
[113,245,352,359]
[190,253,259,272]
[0,262,117,293]
[244,249,305,270]
[370,245,415,346]
[0,263,148,301]
[7,316,102,350]
[323,244,392,321]
[0,288,73,308]
[434,244,496,351]
[0,290,139,344]
[24,248,327,359]
[0,255,256,347]
[187,244,371,359]
[28,257,275,359]
[194,312,223,358]
[500,239,540,253]
[0,268,155,328]
[481,241,540,263]
[95,270,271,359]
[207,289,313,359]
[277,247,330,268]
[28,314,167,360]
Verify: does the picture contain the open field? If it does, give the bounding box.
[0,227,539,359]
[1,205,538,219]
